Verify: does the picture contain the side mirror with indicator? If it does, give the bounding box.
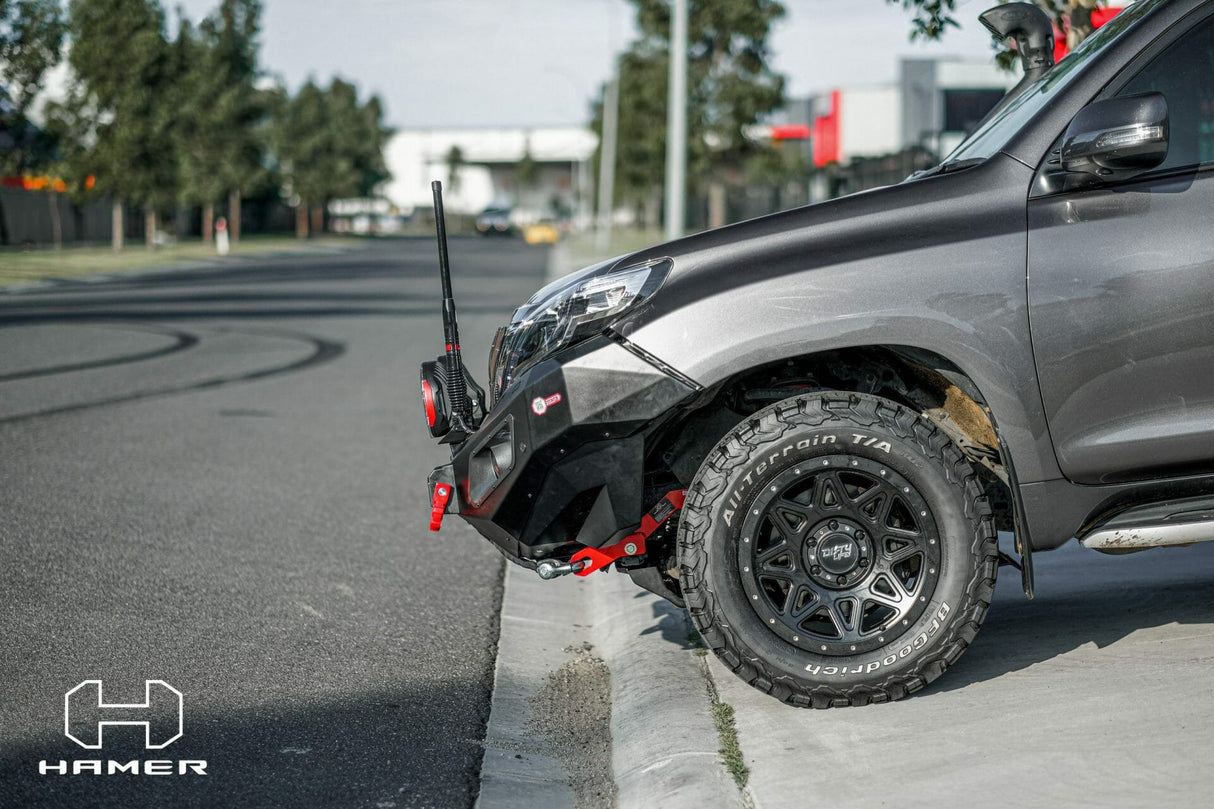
[1062,92,1169,182]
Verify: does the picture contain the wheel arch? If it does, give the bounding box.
[648,343,1035,595]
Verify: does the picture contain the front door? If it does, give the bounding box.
[1028,10,1214,485]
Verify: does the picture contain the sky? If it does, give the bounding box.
[170,0,1005,130]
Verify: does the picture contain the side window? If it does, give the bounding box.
[1117,13,1214,172]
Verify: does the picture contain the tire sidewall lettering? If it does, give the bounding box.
[801,601,951,676]
[721,430,904,528]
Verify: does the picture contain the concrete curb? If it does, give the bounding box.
[478,563,744,809]
[476,570,586,809]
[591,571,744,809]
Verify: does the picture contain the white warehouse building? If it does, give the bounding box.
[383,127,597,222]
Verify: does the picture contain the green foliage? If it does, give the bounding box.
[889,0,1107,53]
[517,140,538,188]
[889,0,958,41]
[175,0,268,207]
[0,0,67,172]
[593,0,786,206]
[1033,0,1105,49]
[67,0,177,209]
[39,87,97,201]
[710,701,748,788]
[445,144,465,192]
[270,77,391,208]
[595,52,665,207]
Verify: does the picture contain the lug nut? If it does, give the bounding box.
[836,575,847,585]
[856,530,866,540]
[811,565,822,575]
[859,558,870,568]
[828,520,839,530]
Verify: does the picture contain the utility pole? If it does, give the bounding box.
[664,0,688,242]
[595,76,619,251]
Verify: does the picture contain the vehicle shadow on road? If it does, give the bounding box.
[0,682,486,809]
[636,591,700,651]
[923,542,1214,696]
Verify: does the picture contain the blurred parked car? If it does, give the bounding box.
[475,207,514,236]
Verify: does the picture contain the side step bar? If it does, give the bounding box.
[1080,495,1214,552]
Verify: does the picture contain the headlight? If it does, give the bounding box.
[488,257,671,403]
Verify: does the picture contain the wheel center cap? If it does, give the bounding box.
[804,519,871,588]
[817,534,860,575]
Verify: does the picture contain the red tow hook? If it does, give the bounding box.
[571,490,687,576]
[430,483,453,531]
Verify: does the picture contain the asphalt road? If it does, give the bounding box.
[0,237,547,808]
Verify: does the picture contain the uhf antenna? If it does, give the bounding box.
[431,181,471,426]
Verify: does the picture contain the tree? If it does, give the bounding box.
[270,77,390,238]
[0,0,66,172]
[445,144,465,194]
[592,0,786,228]
[889,0,1107,52]
[31,88,94,250]
[323,78,391,198]
[0,0,67,246]
[176,0,267,245]
[517,137,538,188]
[68,0,177,249]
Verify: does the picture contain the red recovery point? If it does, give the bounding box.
[571,490,687,576]
[430,483,453,531]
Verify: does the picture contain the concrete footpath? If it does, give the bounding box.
[713,540,1214,809]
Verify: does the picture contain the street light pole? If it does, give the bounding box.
[664,0,688,242]
[595,76,619,251]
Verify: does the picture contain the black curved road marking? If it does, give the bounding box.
[0,328,345,425]
[0,324,200,383]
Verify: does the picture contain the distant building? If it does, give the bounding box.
[792,56,1016,170]
[751,56,1017,201]
[384,127,596,223]
[899,58,1015,158]
[780,6,1125,200]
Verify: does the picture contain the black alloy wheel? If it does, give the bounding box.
[739,456,942,657]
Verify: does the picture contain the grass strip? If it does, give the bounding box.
[0,235,356,286]
[711,699,749,789]
[689,624,750,791]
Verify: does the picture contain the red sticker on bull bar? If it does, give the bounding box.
[531,393,562,416]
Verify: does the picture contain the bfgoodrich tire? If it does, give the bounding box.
[678,392,997,708]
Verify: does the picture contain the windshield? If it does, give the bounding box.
[939,0,1165,166]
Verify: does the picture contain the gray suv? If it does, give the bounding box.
[422,0,1214,707]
